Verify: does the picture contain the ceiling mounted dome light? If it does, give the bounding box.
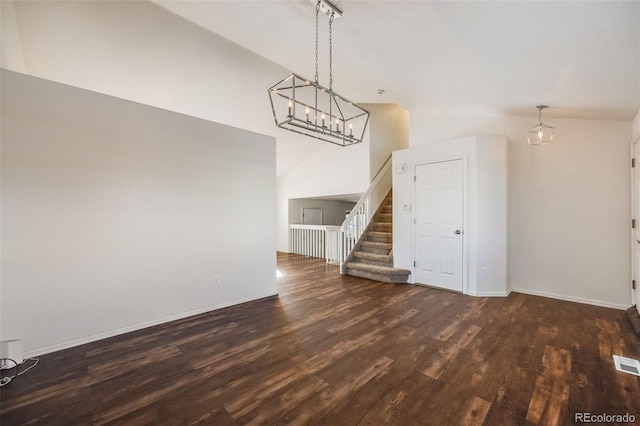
[268,0,369,147]
[526,105,555,145]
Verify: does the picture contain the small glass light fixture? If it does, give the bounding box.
[526,105,555,145]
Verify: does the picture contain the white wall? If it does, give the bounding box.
[277,138,370,251]
[0,0,25,72]
[1,70,277,356]
[361,103,410,181]
[0,0,320,178]
[393,136,509,297]
[411,112,631,308]
[276,103,409,251]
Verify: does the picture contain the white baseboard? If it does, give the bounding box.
[25,291,278,358]
[511,288,628,310]
[466,289,512,297]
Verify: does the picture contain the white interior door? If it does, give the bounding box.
[414,160,463,292]
[634,140,640,312]
[302,207,322,225]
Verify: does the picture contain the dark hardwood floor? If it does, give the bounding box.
[2,252,640,425]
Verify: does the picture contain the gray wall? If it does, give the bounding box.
[288,199,357,226]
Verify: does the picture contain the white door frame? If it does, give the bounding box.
[411,155,469,295]
[632,135,640,311]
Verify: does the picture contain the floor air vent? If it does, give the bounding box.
[613,355,640,376]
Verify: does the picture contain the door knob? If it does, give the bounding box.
[454,230,462,235]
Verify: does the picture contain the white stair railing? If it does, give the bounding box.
[325,226,341,264]
[288,156,393,269]
[338,156,393,273]
[289,224,341,264]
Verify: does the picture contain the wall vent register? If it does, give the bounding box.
[613,355,640,376]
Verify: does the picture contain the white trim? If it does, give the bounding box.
[411,156,468,294]
[289,224,334,231]
[467,289,512,297]
[632,134,640,310]
[24,291,278,358]
[512,288,628,310]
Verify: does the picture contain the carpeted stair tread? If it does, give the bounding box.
[376,213,392,223]
[345,262,410,284]
[361,241,392,249]
[345,268,407,284]
[360,241,392,255]
[345,262,410,276]
[366,232,392,243]
[353,251,393,267]
[353,251,391,261]
[373,222,392,231]
[367,231,392,238]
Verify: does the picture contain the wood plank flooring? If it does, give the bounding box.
[2,252,640,425]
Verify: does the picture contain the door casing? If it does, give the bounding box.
[632,136,640,312]
[411,155,469,295]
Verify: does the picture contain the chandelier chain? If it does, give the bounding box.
[315,0,320,84]
[267,0,371,146]
[329,11,334,92]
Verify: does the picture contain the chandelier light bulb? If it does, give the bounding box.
[526,105,555,145]
[267,0,369,146]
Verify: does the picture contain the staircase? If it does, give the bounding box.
[343,192,411,283]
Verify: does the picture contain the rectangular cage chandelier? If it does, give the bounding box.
[268,0,369,147]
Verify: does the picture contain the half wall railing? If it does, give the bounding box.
[289,224,341,264]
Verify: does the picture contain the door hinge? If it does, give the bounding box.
[633,280,636,290]
[633,219,636,229]
[414,175,416,182]
[413,218,416,224]
[413,261,416,267]
[633,158,636,168]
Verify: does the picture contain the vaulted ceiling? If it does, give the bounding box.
[155,0,640,121]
